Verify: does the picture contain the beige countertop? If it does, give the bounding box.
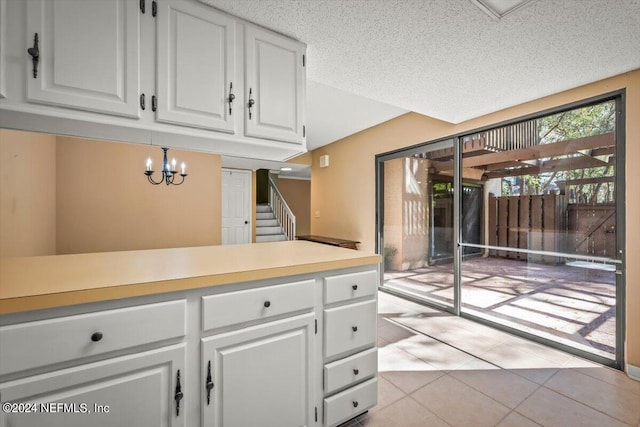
[0,241,381,314]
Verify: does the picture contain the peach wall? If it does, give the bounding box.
[310,69,640,367]
[277,178,311,235]
[0,129,57,257]
[55,136,221,254]
[311,113,453,251]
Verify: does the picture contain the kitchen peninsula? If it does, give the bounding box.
[0,241,381,427]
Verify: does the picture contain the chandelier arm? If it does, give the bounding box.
[171,174,187,186]
[146,172,163,185]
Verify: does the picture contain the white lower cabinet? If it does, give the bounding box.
[0,266,379,427]
[0,344,186,427]
[322,270,379,427]
[324,378,378,427]
[201,313,315,427]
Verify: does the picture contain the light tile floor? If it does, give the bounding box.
[339,291,640,427]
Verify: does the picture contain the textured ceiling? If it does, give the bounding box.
[203,0,640,130]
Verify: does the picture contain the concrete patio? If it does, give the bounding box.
[383,256,617,360]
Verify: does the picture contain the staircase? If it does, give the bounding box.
[256,204,287,242]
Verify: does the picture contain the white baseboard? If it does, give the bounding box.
[627,363,640,381]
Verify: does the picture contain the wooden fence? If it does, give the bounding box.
[488,194,617,262]
[488,194,565,264]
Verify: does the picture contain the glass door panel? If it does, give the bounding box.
[459,100,619,362]
[380,139,455,310]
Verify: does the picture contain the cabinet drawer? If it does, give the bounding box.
[324,300,376,359]
[324,348,377,394]
[0,300,186,376]
[202,279,314,331]
[324,270,377,305]
[324,377,377,427]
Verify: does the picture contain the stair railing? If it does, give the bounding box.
[268,177,296,240]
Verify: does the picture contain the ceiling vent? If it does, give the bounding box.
[469,0,536,20]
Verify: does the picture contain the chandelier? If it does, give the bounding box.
[144,147,187,186]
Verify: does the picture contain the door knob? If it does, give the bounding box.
[245,220,249,224]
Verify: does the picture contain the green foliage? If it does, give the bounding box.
[383,245,397,271]
[501,100,616,203]
[538,101,615,144]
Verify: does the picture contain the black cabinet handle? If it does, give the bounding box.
[264,300,271,308]
[248,88,255,119]
[352,284,358,291]
[27,33,40,79]
[205,361,214,405]
[352,326,358,332]
[90,332,103,342]
[353,368,359,375]
[228,82,235,115]
[175,370,183,416]
[352,401,359,408]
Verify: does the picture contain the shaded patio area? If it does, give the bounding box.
[383,256,616,360]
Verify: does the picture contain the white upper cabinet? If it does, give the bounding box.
[25,0,140,118]
[245,25,305,144]
[1,0,307,159]
[156,0,235,132]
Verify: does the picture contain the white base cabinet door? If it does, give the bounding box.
[156,0,236,132]
[202,313,314,427]
[244,25,305,144]
[25,0,140,118]
[0,345,186,427]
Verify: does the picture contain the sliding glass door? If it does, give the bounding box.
[377,95,624,368]
[379,139,456,310]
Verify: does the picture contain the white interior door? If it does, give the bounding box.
[221,169,251,245]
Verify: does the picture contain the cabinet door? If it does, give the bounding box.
[0,345,186,427]
[245,25,305,144]
[202,313,314,427]
[25,0,140,118]
[156,0,235,132]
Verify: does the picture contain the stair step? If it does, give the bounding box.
[256,212,275,220]
[256,226,284,235]
[256,204,272,213]
[256,219,279,227]
[256,234,287,242]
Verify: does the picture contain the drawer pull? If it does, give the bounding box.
[352,326,358,332]
[264,300,271,308]
[352,284,358,291]
[352,401,359,408]
[353,368,359,375]
[90,332,103,342]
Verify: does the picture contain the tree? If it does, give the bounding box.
[502,100,616,204]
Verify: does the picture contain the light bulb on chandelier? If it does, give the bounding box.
[144,147,187,186]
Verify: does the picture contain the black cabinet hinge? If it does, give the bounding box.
[303,54,306,67]
[152,0,157,17]
[314,318,317,334]
[315,406,317,422]
[140,0,145,13]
